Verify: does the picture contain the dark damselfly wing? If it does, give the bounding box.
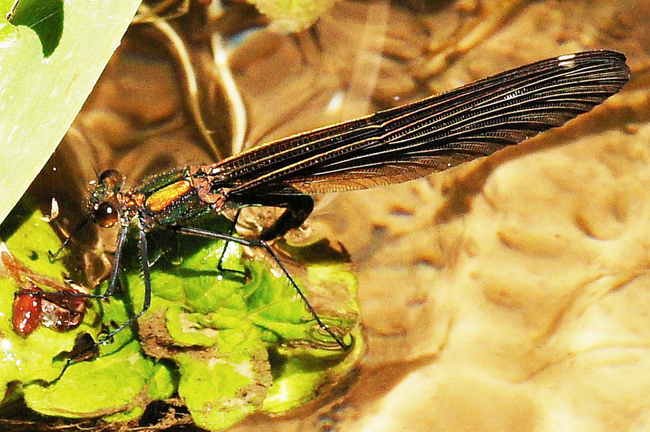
[210,50,629,197]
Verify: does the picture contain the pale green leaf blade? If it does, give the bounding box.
[0,0,141,224]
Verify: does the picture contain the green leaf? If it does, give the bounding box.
[1,205,361,430]
[0,202,164,421]
[175,328,272,431]
[0,0,141,227]
[8,0,63,57]
[0,201,100,400]
[124,218,361,430]
[263,329,364,414]
[23,340,154,418]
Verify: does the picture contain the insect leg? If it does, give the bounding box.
[97,221,152,343]
[136,219,153,316]
[172,225,351,350]
[103,224,129,298]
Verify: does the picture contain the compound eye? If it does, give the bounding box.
[93,202,119,228]
[98,169,123,189]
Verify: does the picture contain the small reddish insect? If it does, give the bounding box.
[1,249,89,337]
[12,281,42,337]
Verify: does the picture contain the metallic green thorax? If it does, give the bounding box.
[87,167,232,231]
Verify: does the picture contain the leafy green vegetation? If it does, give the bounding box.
[0,203,362,430]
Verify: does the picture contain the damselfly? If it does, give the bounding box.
[77,50,629,348]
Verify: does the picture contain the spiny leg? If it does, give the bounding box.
[98,219,152,343]
[104,223,129,298]
[172,225,351,350]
